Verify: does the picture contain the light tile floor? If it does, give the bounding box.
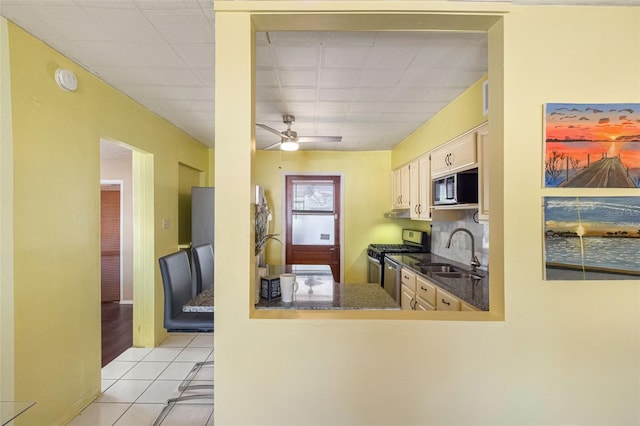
[67,333,214,426]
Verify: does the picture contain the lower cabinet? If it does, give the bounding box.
[401,284,415,310]
[400,268,417,310]
[402,267,471,312]
[436,287,461,311]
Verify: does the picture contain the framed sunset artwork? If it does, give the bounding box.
[543,196,640,280]
[544,103,640,188]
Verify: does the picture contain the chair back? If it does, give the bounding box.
[159,250,193,320]
[191,243,214,295]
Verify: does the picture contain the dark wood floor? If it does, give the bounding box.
[101,302,133,367]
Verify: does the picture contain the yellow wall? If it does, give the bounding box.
[392,75,488,168]
[255,150,398,282]
[0,17,15,403]
[5,22,212,424]
[214,2,639,425]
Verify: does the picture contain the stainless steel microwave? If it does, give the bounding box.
[433,169,479,205]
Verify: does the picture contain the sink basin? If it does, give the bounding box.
[416,263,459,273]
[434,272,483,280]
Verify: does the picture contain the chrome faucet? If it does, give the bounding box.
[445,227,481,271]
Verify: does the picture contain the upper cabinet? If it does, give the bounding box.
[430,131,477,178]
[390,121,488,220]
[409,155,431,221]
[392,165,410,209]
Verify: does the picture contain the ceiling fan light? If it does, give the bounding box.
[280,141,299,151]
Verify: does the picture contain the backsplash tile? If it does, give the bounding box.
[430,210,489,271]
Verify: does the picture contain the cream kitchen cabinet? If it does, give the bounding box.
[400,267,417,310]
[416,275,436,307]
[409,155,431,221]
[436,287,462,311]
[392,165,410,209]
[430,129,477,178]
[401,285,415,310]
[477,122,489,222]
[415,297,435,311]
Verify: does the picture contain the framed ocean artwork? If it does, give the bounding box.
[544,103,640,188]
[543,196,640,280]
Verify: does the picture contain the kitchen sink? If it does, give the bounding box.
[433,271,483,280]
[416,263,460,273]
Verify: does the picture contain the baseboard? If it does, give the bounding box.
[119,299,133,305]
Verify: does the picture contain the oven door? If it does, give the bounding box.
[367,255,382,284]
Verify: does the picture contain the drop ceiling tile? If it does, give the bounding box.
[359,69,405,87]
[173,43,215,69]
[352,87,393,102]
[280,102,317,114]
[273,46,319,68]
[117,84,177,100]
[134,0,201,10]
[455,48,488,70]
[322,46,369,68]
[322,32,376,46]
[0,5,64,39]
[411,46,461,69]
[319,69,361,88]
[315,102,350,113]
[192,68,214,88]
[26,5,112,41]
[282,88,317,102]
[278,70,317,87]
[365,46,417,69]
[349,102,381,113]
[187,100,215,111]
[165,86,213,101]
[93,66,201,87]
[319,88,354,102]
[81,7,163,43]
[77,0,138,9]
[144,8,213,44]
[255,88,282,102]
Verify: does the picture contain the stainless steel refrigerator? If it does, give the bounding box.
[191,187,214,249]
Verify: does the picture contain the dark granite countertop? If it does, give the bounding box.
[255,264,400,310]
[386,253,489,311]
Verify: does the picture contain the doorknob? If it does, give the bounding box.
[329,247,336,251]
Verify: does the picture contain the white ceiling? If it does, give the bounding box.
[1,0,638,152]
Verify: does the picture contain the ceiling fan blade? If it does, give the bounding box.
[264,141,282,150]
[296,136,342,143]
[256,123,286,138]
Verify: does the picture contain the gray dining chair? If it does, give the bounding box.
[155,250,213,425]
[159,250,213,332]
[191,243,214,296]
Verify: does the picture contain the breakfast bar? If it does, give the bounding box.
[255,264,399,310]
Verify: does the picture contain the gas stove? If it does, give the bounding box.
[366,229,430,261]
[366,243,427,261]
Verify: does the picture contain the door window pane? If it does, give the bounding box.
[292,181,334,212]
[292,214,335,245]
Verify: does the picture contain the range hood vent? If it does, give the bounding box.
[384,208,410,219]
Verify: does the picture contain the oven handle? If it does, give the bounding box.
[367,255,382,264]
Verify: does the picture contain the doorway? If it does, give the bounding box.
[100,141,134,366]
[285,175,342,281]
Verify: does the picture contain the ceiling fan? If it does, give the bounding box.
[256,114,342,151]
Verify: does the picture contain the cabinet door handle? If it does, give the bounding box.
[420,286,427,291]
[442,299,450,306]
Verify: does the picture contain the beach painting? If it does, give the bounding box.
[544,196,640,280]
[544,103,640,188]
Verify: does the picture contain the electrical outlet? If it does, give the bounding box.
[162,218,170,230]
